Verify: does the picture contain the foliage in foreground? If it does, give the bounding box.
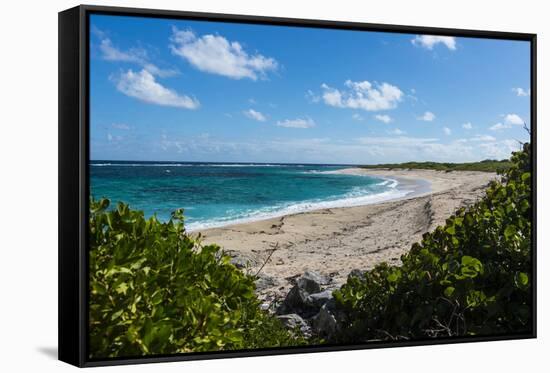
[335,143,532,341]
[360,159,512,173]
[89,201,305,359]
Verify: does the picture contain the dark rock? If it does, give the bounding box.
[347,269,367,280]
[278,285,309,314]
[277,313,312,338]
[312,302,339,338]
[284,274,301,286]
[277,313,307,329]
[306,290,333,309]
[279,287,334,316]
[277,271,332,318]
[278,272,334,316]
[255,274,279,291]
[297,271,330,293]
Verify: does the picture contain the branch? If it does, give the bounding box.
[523,122,531,136]
[254,242,279,277]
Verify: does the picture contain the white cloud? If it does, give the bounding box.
[320,80,403,111]
[243,109,267,122]
[321,84,343,107]
[412,35,457,50]
[355,136,471,161]
[357,136,439,146]
[388,128,405,135]
[99,37,177,78]
[418,111,436,121]
[512,87,530,97]
[91,25,107,39]
[114,69,199,109]
[374,114,392,123]
[100,38,143,63]
[276,117,315,128]
[443,127,452,135]
[305,90,321,103]
[471,135,496,142]
[170,28,278,80]
[490,114,527,130]
[354,136,517,162]
[153,132,523,165]
[489,122,512,131]
[504,113,524,125]
[462,122,473,130]
[352,113,364,121]
[479,139,521,159]
[141,63,178,78]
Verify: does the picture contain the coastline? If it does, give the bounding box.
[197,169,497,298]
[186,168,430,232]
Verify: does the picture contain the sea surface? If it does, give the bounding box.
[90,161,413,231]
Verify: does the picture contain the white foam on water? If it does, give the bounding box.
[376,178,399,188]
[186,181,412,232]
[91,163,308,168]
[302,169,349,175]
[91,163,194,167]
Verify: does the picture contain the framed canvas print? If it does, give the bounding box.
[58,4,536,367]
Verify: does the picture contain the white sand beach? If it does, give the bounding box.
[196,169,497,297]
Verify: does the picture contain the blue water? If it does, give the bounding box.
[90,161,410,231]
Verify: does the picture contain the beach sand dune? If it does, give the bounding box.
[197,169,497,297]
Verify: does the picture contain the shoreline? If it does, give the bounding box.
[197,169,497,298]
[187,168,430,232]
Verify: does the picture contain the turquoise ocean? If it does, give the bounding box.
[90,161,414,231]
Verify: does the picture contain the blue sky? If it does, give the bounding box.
[90,14,531,164]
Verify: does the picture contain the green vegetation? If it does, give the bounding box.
[89,143,532,356]
[89,201,306,359]
[360,159,512,173]
[334,143,532,341]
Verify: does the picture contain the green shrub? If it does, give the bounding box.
[89,201,304,359]
[360,159,512,172]
[334,143,532,341]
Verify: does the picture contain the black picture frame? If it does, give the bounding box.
[59,4,537,367]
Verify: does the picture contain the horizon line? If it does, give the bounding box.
[89,158,510,166]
